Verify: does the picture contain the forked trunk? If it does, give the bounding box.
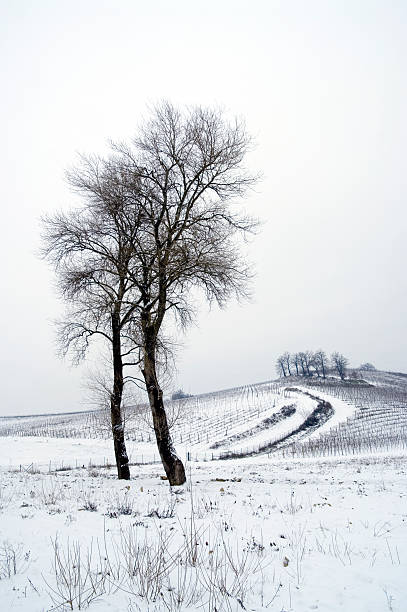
[111,314,130,480]
[143,351,186,486]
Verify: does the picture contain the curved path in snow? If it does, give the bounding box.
[218,388,333,459]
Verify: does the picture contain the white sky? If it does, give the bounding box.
[1,0,406,415]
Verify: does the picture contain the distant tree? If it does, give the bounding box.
[360,362,376,371]
[298,352,307,376]
[42,101,258,485]
[311,354,321,377]
[291,352,301,376]
[313,350,328,379]
[331,352,349,380]
[282,351,292,376]
[276,354,288,377]
[171,389,192,401]
[299,350,314,377]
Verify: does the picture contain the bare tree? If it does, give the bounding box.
[360,362,376,371]
[171,389,192,400]
[331,352,349,380]
[282,351,291,376]
[41,174,151,479]
[291,352,301,376]
[42,101,258,485]
[276,355,288,377]
[298,352,306,377]
[298,350,314,377]
[313,350,328,379]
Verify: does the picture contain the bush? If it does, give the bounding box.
[171,388,192,400]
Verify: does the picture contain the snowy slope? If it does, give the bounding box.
[0,371,406,611]
[1,371,406,466]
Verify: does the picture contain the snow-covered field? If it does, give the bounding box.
[0,452,406,611]
[1,371,406,611]
[2,373,406,464]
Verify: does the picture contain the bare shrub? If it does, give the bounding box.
[106,491,135,518]
[40,479,65,507]
[146,494,176,519]
[117,526,176,601]
[42,510,273,610]
[44,538,109,610]
[0,541,30,579]
[80,498,98,512]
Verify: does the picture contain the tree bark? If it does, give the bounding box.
[142,345,186,486]
[111,314,130,480]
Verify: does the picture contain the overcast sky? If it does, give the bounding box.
[1,0,406,416]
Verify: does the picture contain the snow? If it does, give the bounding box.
[0,437,161,471]
[0,445,406,611]
[221,394,316,453]
[293,385,357,438]
[1,372,406,610]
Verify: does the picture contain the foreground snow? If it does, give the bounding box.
[1,448,406,611]
[0,436,161,471]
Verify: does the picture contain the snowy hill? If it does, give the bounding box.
[0,370,406,611]
[0,370,406,471]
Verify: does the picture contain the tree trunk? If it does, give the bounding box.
[111,396,130,480]
[111,314,130,480]
[142,347,186,486]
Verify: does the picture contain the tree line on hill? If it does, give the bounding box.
[276,352,376,381]
[275,350,349,380]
